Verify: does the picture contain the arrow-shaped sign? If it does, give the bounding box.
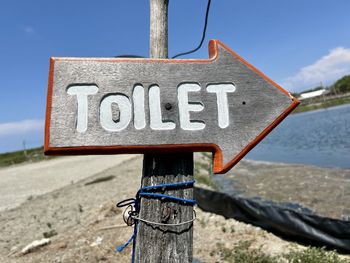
[45,40,299,174]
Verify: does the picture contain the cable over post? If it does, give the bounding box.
[132,3,195,261]
[134,152,195,262]
[172,0,212,59]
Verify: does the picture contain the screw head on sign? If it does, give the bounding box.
[164,103,172,110]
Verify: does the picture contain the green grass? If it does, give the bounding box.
[212,241,279,263]
[285,247,349,263]
[0,146,51,167]
[194,173,220,190]
[293,96,350,114]
[211,241,350,263]
[194,153,220,190]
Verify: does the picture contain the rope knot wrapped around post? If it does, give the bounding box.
[116,180,196,263]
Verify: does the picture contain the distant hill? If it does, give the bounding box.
[291,75,350,113]
[331,75,350,94]
[292,74,350,97]
[0,147,51,167]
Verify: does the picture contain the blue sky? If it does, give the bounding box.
[1,0,350,153]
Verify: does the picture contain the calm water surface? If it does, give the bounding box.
[246,104,350,169]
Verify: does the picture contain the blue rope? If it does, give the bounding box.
[116,180,196,263]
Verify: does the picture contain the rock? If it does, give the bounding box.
[90,236,103,247]
[43,229,58,238]
[21,238,51,255]
[98,255,108,261]
[57,241,68,249]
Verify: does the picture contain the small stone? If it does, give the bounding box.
[43,229,58,238]
[57,242,68,249]
[21,238,51,255]
[99,256,108,261]
[90,236,103,247]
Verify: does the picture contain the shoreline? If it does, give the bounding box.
[219,158,350,219]
[244,157,350,171]
[291,96,350,114]
[292,101,350,115]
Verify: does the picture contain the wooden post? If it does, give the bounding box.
[149,0,168,59]
[134,0,194,262]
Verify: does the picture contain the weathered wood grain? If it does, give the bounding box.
[135,153,194,262]
[135,1,193,262]
[150,0,168,59]
[45,40,298,173]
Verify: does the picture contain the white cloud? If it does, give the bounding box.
[0,119,44,137]
[21,25,34,34]
[282,47,350,92]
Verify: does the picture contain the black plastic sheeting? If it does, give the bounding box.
[194,187,350,253]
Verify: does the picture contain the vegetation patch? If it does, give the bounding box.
[194,153,220,190]
[291,74,350,114]
[293,96,350,114]
[0,147,51,167]
[210,240,350,263]
[195,173,220,190]
[285,247,350,263]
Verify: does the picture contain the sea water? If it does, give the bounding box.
[246,104,350,169]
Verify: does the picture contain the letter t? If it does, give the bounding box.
[67,84,98,133]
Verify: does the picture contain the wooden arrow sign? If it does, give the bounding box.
[44,40,299,174]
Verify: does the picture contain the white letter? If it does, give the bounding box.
[67,84,98,133]
[178,83,205,130]
[132,84,146,130]
[149,85,175,130]
[206,83,236,128]
[100,94,131,132]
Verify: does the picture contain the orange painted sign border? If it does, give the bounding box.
[44,40,299,174]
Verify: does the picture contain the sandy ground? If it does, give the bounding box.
[221,159,350,219]
[0,155,134,211]
[0,154,349,262]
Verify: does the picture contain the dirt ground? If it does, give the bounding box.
[0,155,134,211]
[221,159,350,219]
[0,154,349,262]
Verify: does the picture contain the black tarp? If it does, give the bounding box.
[194,187,350,253]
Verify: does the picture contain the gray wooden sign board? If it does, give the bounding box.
[44,40,299,173]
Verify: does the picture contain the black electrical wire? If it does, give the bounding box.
[114,55,145,58]
[114,0,212,59]
[171,0,212,59]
